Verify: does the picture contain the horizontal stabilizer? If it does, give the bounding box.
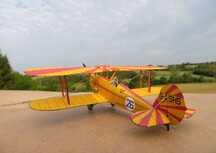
[184,107,196,118]
[29,93,108,111]
[131,109,170,127]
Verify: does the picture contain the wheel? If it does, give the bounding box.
[111,103,115,107]
[87,104,94,110]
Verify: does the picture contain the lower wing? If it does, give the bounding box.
[131,87,162,96]
[29,93,108,111]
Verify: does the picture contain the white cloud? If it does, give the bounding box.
[147,50,168,55]
[0,0,216,72]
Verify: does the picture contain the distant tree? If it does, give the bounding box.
[182,73,193,83]
[12,72,40,90]
[159,76,167,84]
[0,52,13,89]
[198,75,204,82]
[168,67,182,83]
[193,62,216,77]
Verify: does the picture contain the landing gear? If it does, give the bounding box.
[87,104,94,110]
[165,124,170,131]
[111,103,115,107]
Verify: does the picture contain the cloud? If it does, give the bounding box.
[0,0,216,72]
[147,50,168,55]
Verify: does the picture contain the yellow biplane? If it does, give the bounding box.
[24,65,195,131]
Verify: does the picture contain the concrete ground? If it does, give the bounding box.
[0,90,215,153]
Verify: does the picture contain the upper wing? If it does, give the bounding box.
[24,65,166,77]
[24,67,103,77]
[30,93,108,111]
[115,66,166,71]
[131,87,162,97]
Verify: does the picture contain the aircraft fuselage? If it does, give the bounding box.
[89,73,153,113]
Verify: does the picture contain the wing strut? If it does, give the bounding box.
[58,76,65,97]
[58,76,70,105]
[148,70,151,92]
[139,70,143,88]
[63,76,70,105]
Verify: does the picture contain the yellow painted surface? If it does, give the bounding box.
[159,111,170,124]
[184,107,196,118]
[89,74,153,113]
[133,110,151,124]
[147,110,156,127]
[30,93,108,111]
[131,87,162,96]
[154,84,186,125]
[24,66,166,77]
[131,109,170,127]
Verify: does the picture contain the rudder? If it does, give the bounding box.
[153,84,186,125]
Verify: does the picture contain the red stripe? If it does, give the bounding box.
[157,107,184,122]
[138,110,154,126]
[156,110,164,125]
[165,85,177,94]
[102,66,108,71]
[170,113,182,122]
[187,108,196,111]
[160,105,186,111]
[81,68,98,74]
[185,113,193,118]
[119,84,152,107]
[153,99,160,107]
[131,110,148,120]
[25,67,84,75]
[155,107,168,113]
[118,66,165,69]
[174,92,184,98]
[101,76,111,81]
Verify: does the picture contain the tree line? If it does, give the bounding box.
[0,52,215,91]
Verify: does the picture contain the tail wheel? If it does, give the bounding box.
[165,124,170,131]
[87,104,94,110]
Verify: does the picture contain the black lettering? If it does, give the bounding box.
[159,93,164,99]
[169,96,174,102]
[164,95,168,101]
[126,99,134,109]
[176,98,181,105]
[158,94,182,105]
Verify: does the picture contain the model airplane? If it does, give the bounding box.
[24,65,196,131]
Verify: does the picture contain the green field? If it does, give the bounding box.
[154,71,215,82]
[170,83,216,94]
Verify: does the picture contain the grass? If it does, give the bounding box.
[154,71,215,82]
[175,83,216,94]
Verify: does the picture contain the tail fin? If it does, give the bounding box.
[153,84,186,125]
[131,84,188,127]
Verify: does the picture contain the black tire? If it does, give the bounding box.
[87,104,94,110]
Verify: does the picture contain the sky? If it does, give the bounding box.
[0,0,216,73]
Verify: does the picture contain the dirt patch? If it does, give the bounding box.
[0,91,215,153]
